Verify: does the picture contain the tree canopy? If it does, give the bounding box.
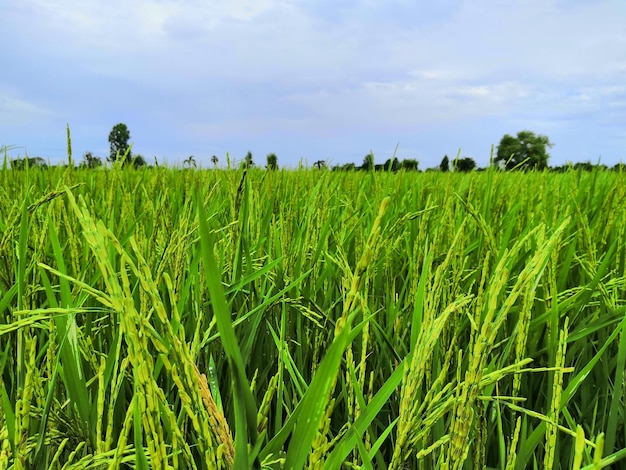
[383,157,401,172]
[244,151,254,169]
[266,153,278,170]
[495,131,552,170]
[80,151,102,169]
[440,155,450,172]
[132,154,147,169]
[108,123,132,164]
[401,159,419,171]
[362,153,375,171]
[10,157,47,170]
[453,157,477,172]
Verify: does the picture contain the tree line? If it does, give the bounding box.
[6,124,625,172]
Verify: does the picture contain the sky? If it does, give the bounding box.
[2,0,626,168]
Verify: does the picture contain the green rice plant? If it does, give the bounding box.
[0,161,625,469]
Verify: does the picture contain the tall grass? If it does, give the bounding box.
[0,163,625,469]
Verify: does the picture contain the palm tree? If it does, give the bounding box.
[211,155,219,167]
[313,160,327,169]
[184,155,197,169]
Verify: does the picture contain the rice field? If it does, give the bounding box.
[0,162,625,469]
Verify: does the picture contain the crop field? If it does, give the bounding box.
[0,164,625,469]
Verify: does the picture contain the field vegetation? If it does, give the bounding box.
[1,162,625,469]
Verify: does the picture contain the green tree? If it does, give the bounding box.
[333,163,356,171]
[132,154,147,169]
[573,161,594,172]
[80,151,102,169]
[313,160,327,169]
[495,131,552,170]
[211,155,219,167]
[440,155,450,172]
[361,152,374,171]
[401,159,419,171]
[453,157,477,172]
[10,157,46,170]
[184,155,197,168]
[384,157,401,172]
[108,123,132,164]
[266,153,278,170]
[244,151,254,169]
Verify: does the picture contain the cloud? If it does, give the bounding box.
[1,0,625,165]
[289,79,518,127]
[9,0,626,87]
[0,89,55,126]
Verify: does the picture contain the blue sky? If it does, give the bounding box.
[2,0,626,168]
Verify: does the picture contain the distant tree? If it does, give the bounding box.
[612,162,626,172]
[266,153,278,170]
[401,159,419,171]
[361,152,375,171]
[549,164,569,173]
[495,131,552,170]
[80,151,102,169]
[132,154,147,168]
[383,157,401,172]
[108,123,132,164]
[333,163,356,171]
[184,155,197,168]
[313,160,327,169]
[573,161,594,172]
[211,155,219,167]
[440,155,450,172]
[244,151,254,169]
[453,157,477,172]
[10,157,46,170]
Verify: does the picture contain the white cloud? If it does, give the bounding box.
[10,0,626,88]
[0,90,55,126]
[14,0,295,50]
[2,0,626,165]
